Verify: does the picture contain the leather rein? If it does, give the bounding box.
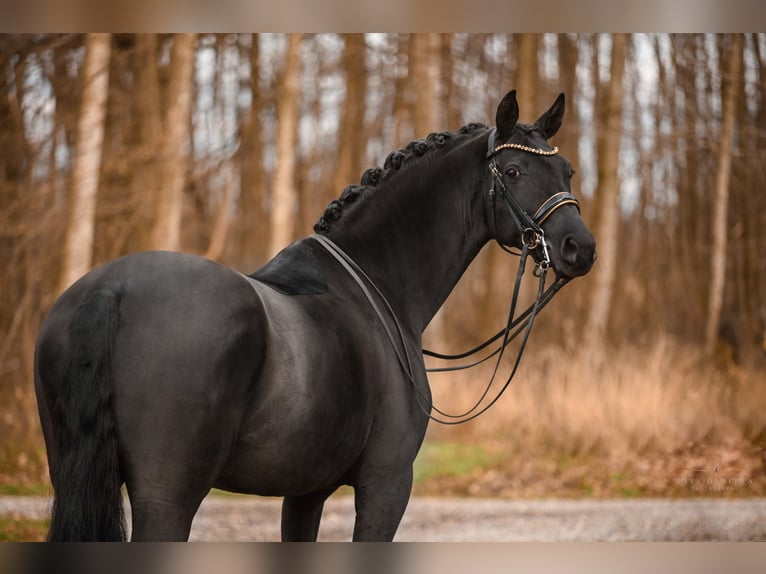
[314,128,580,425]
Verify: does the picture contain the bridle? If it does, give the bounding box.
[314,128,584,425]
[414,129,583,423]
[484,127,580,271]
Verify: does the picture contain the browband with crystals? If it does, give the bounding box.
[486,127,559,158]
[492,142,559,156]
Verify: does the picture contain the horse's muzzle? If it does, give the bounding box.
[554,231,597,278]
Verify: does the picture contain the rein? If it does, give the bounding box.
[312,129,578,425]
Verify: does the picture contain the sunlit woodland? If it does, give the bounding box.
[1,34,765,494]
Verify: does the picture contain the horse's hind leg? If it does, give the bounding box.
[281,488,336,541]
[129,498,201,541]
[123,446,225,541]
[120,408,234,541]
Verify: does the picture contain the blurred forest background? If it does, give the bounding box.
[1,33,765,496]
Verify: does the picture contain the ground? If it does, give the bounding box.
[1,495,765,541]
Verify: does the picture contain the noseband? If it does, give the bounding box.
[485,127,580,269]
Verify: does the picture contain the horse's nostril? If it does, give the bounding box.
[561,236,580,264]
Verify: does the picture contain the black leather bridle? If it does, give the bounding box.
[416,129,584,423]
[484,127,581,271]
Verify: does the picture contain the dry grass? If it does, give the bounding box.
[3,337,765,499]
[422,336,766,497]
[0,517,48,542]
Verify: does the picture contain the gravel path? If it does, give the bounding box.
[2,496,764,541]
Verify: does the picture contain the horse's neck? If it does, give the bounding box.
[329,140,489,334]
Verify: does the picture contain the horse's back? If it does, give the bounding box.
[37,250,265,392]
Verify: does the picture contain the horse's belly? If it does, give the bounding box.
[215,356,375,496]
[214,410,371,496]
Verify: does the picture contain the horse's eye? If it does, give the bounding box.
[505,166,520,179]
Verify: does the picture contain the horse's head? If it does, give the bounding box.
[488,90,596,279]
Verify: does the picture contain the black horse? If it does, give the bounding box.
[35,90,595,541]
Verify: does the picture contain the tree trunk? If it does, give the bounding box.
[204,172,235,261]
[268,33,302,258]
[150,33,196,251]
[236,34,269,269]
[333,34,367,194]
[58,33,111,292]
[704,34,744,356]
[557,34,581,199]
[269,34,302,257]
[584,33,628,348]
[410,33,443,135]
[514,34,539,120]
[132,34,163,251]
[410,33,448,348]
[675,35,706,322]
[392,34,412,145]
[441,34,459,128]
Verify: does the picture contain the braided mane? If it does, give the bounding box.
[314,122,488,233]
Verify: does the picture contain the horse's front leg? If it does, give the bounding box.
[281,488,336,541]
[352,467,413,541]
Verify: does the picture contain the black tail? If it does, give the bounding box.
[47,283,126,541]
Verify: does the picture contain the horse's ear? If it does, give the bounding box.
[495,90,519,140]
[535,93,566,140]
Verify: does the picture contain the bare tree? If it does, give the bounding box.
[705,34,744,356]
[392,34,412,145]
[204,180,235,261]
[333,34,367,194]
[235,34,269,269]
[58,33,111,293]
[131,34,163,251]
[557,34,581,199]
[441,34,459,128]
[150,33,197,252]
[410,33,444,134]
[268,33,302,258]
[584,33,628,347]
[673,35,707,321]
[411,33,448,349]
[515,34,539,120]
